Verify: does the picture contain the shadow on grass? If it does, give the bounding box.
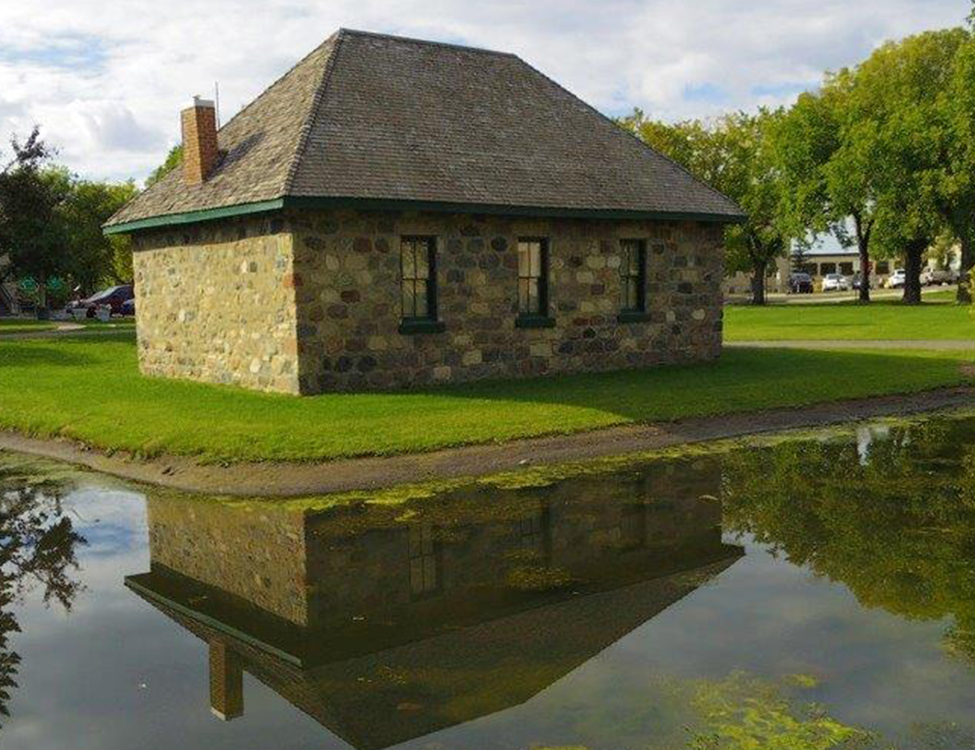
[0,342,95,368]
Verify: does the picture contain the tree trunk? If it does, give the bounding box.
[902,243,925,305]
[957,231,973,304]
[751,261,767,306]
[853,214,871,304]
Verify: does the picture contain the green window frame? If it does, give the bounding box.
[517,238,549,318]
[620,239,647,313]
[400,237,437,322]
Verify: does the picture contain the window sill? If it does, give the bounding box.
[399,319,446,335]
[515,315,556,329]
[617,311,651,324]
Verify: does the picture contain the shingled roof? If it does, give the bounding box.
[105,29,745,232]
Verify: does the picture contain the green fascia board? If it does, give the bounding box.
[103,195,745,235]
[102,198,286,235]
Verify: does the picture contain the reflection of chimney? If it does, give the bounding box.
[181,96,218,185]
[209,640,243,721]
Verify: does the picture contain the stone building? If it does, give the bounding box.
[105,29,744,394]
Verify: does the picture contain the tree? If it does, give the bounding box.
[622,110,790,305]
[0,128,68,313]
[849,29,968,304]
[772,70,881,303]
[49,170,138,291]
[145,144,182,188]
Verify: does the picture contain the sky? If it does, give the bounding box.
[0,0,970,186]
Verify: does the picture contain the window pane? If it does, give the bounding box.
[415,286,428,320]
[518,243,530,276]
[415,244,429,280]
[518,279,529,312]
[402,283,416,318]
[529,243,541,277]
[528,278,539,314]
[402,244,416,279]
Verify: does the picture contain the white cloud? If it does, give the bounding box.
[0,0,969,183]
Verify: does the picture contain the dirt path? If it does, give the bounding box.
[727,339,975,350]
[0,325,135,340]
[0,387,971,498]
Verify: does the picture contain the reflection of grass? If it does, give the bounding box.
[726,300,974,341]
[0,336,972,462]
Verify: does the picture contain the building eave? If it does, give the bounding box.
[103,196,746,236]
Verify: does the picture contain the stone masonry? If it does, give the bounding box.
[131,208,724,394]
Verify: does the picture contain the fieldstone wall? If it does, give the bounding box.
[131,208,724,394]
[290,209,724,393]
[131,215,301,393]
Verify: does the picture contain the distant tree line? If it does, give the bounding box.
[0,127,138,313]
[620,16,975,306]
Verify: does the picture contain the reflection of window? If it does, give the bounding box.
[408,523,440,599]
[401,237,437,321]
[517,238,548,317]
[520,506,551,561]
[620,239,647,313]
[619,504,647,550]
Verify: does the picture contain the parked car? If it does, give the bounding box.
[789,272,814,294]
[121,298,135,316]
[886,269,906,289]
[923,268,957,286]
[852,273,872,290]
[821,273,851,292]
[65,285,134,318]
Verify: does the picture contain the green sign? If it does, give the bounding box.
[18,276,38,294]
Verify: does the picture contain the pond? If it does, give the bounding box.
[1,414,975,749]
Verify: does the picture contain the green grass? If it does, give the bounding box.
[725,298,975,341]
[0,319,57,334]
[0,335,970,463]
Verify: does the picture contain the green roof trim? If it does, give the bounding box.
[102,198,285,235]
[104,195,744,235]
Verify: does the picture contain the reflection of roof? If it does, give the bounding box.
[106,29,744,231]
[129,552,741,750]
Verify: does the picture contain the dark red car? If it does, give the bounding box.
[66,285,134,318]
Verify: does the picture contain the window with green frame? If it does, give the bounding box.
[517,238,549,317]
[620,239,647,313]
[400,237,437,321]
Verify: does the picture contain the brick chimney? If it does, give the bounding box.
[208,639,243,721]
[181,96,218,185]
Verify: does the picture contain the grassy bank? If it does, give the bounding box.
[0,335,970,463]
[725,298,974,341]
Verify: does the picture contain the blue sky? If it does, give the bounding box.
[0,0,970,184]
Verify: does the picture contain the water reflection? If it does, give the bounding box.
[125,463,742,749]
[0,462,84,722]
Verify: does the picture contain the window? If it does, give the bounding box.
[819,262,836,275]
[520,505,551,561]
[400,237,443,334]
[517,238,550,324]
[840,262,854,276]
[408,523,441,599]
[619,239,647,320]
[876,261,890,275]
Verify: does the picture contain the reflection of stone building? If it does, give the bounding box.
[126,464,742,749]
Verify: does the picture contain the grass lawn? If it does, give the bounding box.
[0,319,57,334]
[0,334,971,463]
[725,298,975,341]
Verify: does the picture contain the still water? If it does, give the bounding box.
[2,415,975,749]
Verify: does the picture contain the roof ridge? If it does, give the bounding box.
[509,55,745,217]
[283,30,344,195]
[337,27,517,58]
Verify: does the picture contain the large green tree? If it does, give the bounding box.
[0,129,68,311]
[621,109,790,305]
[772,70,881,303]
[850,28,968,304]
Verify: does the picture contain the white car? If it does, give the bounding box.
[821,273,851,292]
[887,269,906,289]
